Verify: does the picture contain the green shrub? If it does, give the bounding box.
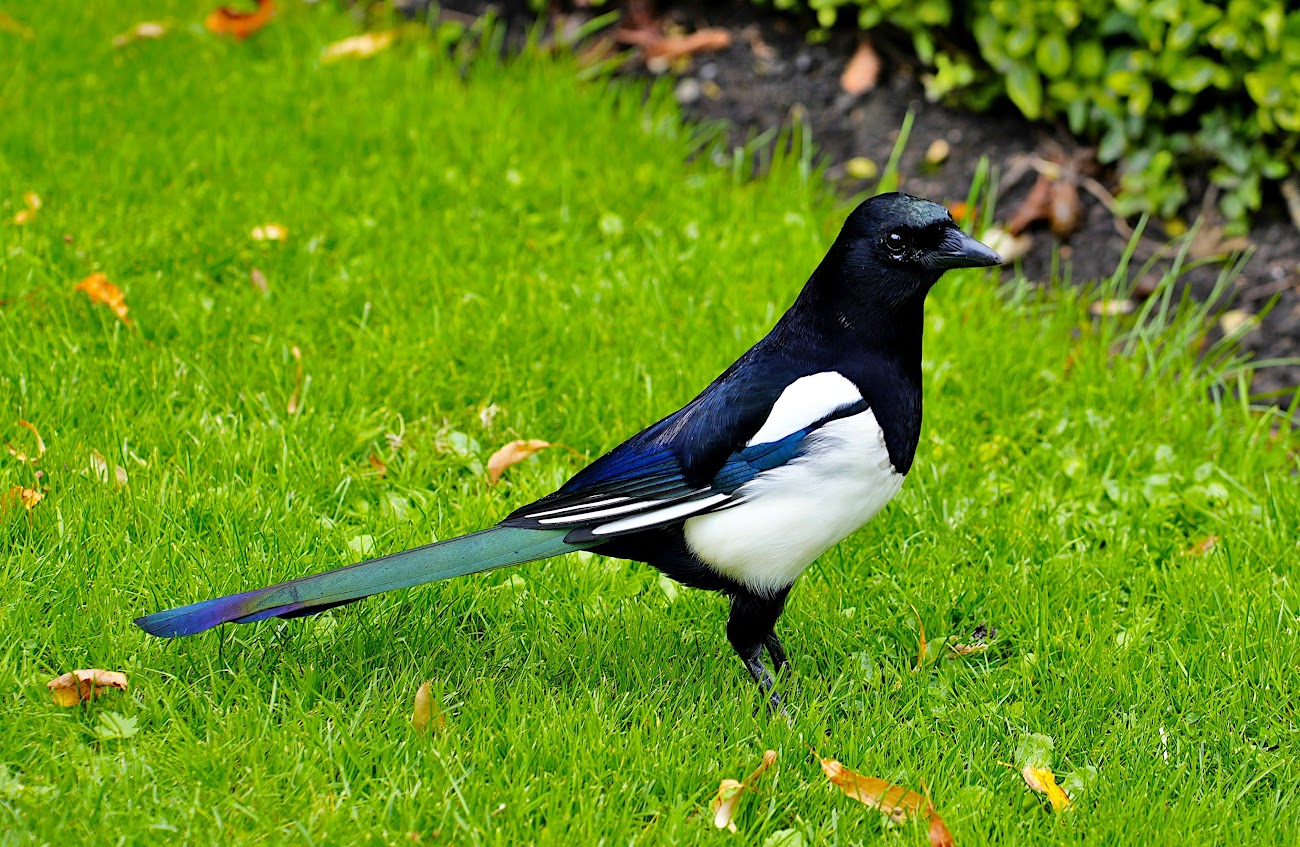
[758,0,1300,231]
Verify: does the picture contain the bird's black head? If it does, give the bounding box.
[831,193,1002,306]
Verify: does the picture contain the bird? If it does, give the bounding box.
[136,192,1001,707]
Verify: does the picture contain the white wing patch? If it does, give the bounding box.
[591,493,732,536]
[746,371,863,447]
[527,497,630,518]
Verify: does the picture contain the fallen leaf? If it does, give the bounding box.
[286,345,304,415]
[845,157,878,180]
[1186,535,1219,556]
[0,11,35,39]
[250,222,288,241]
[979,227,1032,262]
[924,139,950,167]
[949,623,995,656]
[910,604,927,671]
[206,0,274,40]
[486,439,551,485]
[633,28,731,63]
[711,750,777,832]
[817,753,953,846]
[89,449,130,486]
[1187,224,1252,260]
[250,267,268,293]
[6,419,46,463]
[1048,179,1082,238]
[1022,764,1071,811]
[411,680,447,732]
[368,453,388,477]
[12,192,40,225]
[840,38,881,95]
[1007,173,1053,235]
[112,21,168,47]
[1,486,43,513]
[1089,299,1136,317]
[1219,309,1252,335]
[47,669,128,707]
[75,273,133,326]
[927,802,955,847]
[321,30,397,64]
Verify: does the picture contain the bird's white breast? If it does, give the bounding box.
[683,407,904,595]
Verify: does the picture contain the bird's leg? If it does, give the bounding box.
[727,588,791,713]
[764,632,790,676]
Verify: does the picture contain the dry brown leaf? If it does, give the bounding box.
[90,449,129,486]
[1186,534,1219,556]
[2,485,43,513]
[486,439,551,485]
[206,0,274,39]
[1048,179,1082,238]
[321,30,397,63]
[1022,764,1071,811]
[287,345,304,415]
[816,754,954,846]
[840,39,881,96]
[640,28,731,62]
[112,21,168,47]
[6,419,46,463]
[250,267,268,293]
[75,273,133,327]
[250,222,288,242]
[927,802,955,847]
[48,669,128,707]
[368,453,388,478]
[0,12,35,39]
[711,750,777,832]
[1007,174,1053,235]
[411,680,447,732]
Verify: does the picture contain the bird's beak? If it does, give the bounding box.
[929,227,1003,270]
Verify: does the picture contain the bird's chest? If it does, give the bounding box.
[683,409,905,594]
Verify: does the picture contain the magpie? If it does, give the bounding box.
[136,193,1001,706]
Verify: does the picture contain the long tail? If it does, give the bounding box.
[135,527,591,638]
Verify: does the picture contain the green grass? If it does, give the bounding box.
[2,3,1299,845]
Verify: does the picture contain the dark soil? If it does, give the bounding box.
[429,0,1300,409]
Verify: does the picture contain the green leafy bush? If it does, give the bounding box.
[760,0,1300,230]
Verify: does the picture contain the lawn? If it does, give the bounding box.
[1,2,1298,845]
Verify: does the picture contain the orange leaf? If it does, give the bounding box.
[75,273,133,327]
[641,28,731,62]
[840,38,881,95]
[6,419,46,463]
[1022,764,1072,811]
[321,30,398,64]
[710,750,777,832]
[205,0,274,39]
[1186,535,1219,556]
[47,669,128,707]
[368,453,388,478]
[286,345,304,415]
[1,485,43,513]
[411,680,447,732]
[486,439,551,485]
[927,801,956,847]
[817,754,954,846]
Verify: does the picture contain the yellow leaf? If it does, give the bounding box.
[47,669,128,707]
[710,750,777,832]
[321,30,398,64]
[250,222,288,242]
[6,419,46,463]
[1,485,43,513]
[486,439,551,485]
[411,680,446,732]
[75,273,133,327]
[1021,764,1071,811]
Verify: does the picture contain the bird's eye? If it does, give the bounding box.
[884,231,908,258]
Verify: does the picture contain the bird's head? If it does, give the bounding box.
[831,193,1002,305]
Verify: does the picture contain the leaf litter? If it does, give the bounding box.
[486,439,551,485]
[710,749,777,832]
[47,669,128,707]
[75,273,133,327]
